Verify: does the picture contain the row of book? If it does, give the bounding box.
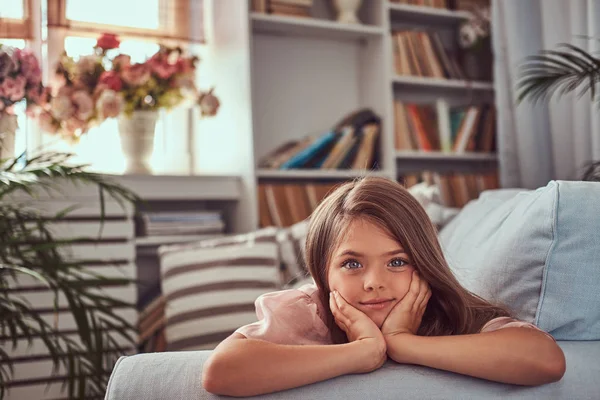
[391,0,449,8]
[391,0,489,11]
[259,125,380,170]
[400,171,500,208]
[138,296,166,353]
[259,170,499,227]
[394,100,496,153]
[392,31,465,80]
[252,0,312,17]
[258,182,339,228]
[137,211,225,236]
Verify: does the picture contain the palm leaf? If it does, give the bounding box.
[518,43,600,104]
[0,152,139,399]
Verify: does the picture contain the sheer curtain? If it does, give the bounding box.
[493,0,600,189]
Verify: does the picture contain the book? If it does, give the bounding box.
[280,131,338,169]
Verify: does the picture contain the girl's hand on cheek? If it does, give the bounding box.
[381,271,431,338]
[329,290,387,373]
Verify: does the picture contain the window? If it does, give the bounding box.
[38,0,205,174]
[0,0,32,39]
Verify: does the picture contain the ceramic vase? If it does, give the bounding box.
[117,110,158,174]
[332,0,362,24]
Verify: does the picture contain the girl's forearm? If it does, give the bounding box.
[202,337,374,397]
[385,328,566,386]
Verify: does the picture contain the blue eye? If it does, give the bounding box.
[341,259,362,269]
[389,258,408,268]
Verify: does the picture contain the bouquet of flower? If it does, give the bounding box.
[458,7,491,50]
[0,44,46,116]
[30,48,113,141]
[94,33,219,118]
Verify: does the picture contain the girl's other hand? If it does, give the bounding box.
[329,290,387,373]
[381,270,431,337]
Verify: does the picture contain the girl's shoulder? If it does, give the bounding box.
[481,316,556,341]
[235,283,332,345]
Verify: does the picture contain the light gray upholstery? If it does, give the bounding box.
[105,341,600,399]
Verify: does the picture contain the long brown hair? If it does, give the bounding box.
[305,176,512,344]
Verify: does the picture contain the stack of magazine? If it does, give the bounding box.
[138,211,225,236]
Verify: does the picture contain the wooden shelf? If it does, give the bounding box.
[256,169,391,181]
[388,3,470,25]
[135,234,224,247]
[392,75,494,91]
[396,151,498,162]
[251,13,385,41]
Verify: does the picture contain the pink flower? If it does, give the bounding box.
[2,77,26,102]
[17,50,42,85]
[96,33,120,51]
[71,91,94,121]
[98,71,123,91]
[175,58,195,75]
[96,90,123,120]
[198,90,220,117]
[150,58,178,80]
[50,95,74,121]
[112,54,131,70]
[37,110,59,134]
[121,63,151,86]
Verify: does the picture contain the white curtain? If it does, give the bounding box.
[493,0,600,189]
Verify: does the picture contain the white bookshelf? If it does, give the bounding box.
[396,151,498,162]
[256,169,391,180]
[251,12,385,40]
[392,75,494,91]
[203,0,497,230]
[388,3,471,24]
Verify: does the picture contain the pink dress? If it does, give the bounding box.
[235,284,556,345]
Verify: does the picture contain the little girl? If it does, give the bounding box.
[202,177,566,397]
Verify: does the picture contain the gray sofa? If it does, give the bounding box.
[105,181,600,399]
[105,343,600,399]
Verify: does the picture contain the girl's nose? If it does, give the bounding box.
[363,267,386,291]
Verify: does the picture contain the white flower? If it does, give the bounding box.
[72,90,94,121]
[50,95,74,121]
[459,24,479,49]
[96,90,123,120]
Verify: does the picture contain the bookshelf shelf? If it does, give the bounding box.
[250,13,385,41]
[135,234,224,247]
[256,169,390,181]
[396,151,498,162]
[392,75,494,91]
[388,3,471,25]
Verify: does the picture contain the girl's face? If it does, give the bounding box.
[327,218,416,328]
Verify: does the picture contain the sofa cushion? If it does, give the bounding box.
[278,219,310,285]
[158,227,281,350]
[439,181,600,340]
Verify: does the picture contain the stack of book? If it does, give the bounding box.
[392,30,465,79]
[259,125,381,170]
[138,211,225,237]
[138,296,166,353]
[258,182,340,227]
[394,100,496,153]
[390,0,449,8]
[252,0,313,17]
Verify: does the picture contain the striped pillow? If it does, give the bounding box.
[158,228,281,351]
[278,219,310,286]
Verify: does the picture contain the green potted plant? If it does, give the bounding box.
[0,151,140,399]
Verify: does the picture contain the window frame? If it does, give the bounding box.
[0,0,33,39]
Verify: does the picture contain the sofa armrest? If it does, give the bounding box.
[105,342,600,400]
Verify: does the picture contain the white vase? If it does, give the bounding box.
[0,114,17,160]
[332,0,362,24]
[117,110,158,175]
